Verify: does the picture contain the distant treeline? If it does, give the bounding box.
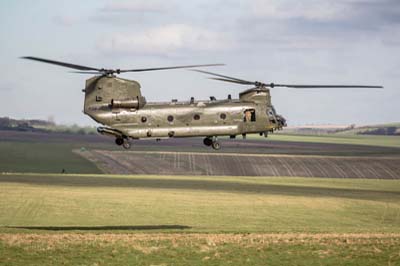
[280,123,400,136]
[0,117,96,135]
[358,127,400,136]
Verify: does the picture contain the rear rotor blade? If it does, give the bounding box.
[120,64,224,73]
[22,56,224,75]
[21,56,101,71]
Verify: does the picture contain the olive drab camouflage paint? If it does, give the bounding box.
[88,76,286,146]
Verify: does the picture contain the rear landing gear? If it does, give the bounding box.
[211,141,221,150]
[115,137,124,146]
[203,137,221,150]
[203,137,213,147]
[116,137,131,149]
[122,140,131,149]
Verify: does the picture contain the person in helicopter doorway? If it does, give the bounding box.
[245,110,252,122]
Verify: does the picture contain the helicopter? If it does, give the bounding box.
[22,56,383,150]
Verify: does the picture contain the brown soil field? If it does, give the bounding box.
[77,150,400,179]
[3,130,400,178]
[2,130,400,156]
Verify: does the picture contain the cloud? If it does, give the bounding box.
[248,0,400,29]
[90,0,178,27]
[100,1,172,13]
[96,24,232,56]
[249,0,349,21]
[0,81,15,92]
[52,15,80,26]
[231,0,400,52]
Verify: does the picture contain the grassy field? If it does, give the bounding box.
[1,233,399,266]
[1,131,400,264]
[1,173,400,265]
[0,141,102,174]
[257,133,400,148]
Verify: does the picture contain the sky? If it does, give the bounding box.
[0,0,399,126]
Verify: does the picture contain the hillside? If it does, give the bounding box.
[0,117,96,135]
[281,123,400,136]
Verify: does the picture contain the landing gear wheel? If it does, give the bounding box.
[211,141,221,150]
[122,140,131,150]
[203,137,213,147]
[115,137,124,146]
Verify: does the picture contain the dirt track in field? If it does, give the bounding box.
[77,149,400,179]
[2,233,399,247]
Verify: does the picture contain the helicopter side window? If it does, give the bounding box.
[244,109,256,122]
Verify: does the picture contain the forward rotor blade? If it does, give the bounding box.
[120,64,224,73]
[273,84,384,89]
[209,77,254,85]
[21,56,101,71]
[192,69,383,89]
[70,71,103,74]
[190,69,254,84]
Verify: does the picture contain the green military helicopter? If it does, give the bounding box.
[22,56,383,150]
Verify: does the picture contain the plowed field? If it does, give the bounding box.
[78,150,400,179]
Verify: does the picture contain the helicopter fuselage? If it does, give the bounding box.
[84,75,286,148]
[95,99,278,139]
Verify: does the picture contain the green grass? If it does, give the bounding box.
[253,133,400,148]
[1,173,400,265]
[1,234,399,266]
[1,131,399,265]
[0,142,101,174]
[1,173,400,233]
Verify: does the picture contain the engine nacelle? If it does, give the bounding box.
[111,99,139,109]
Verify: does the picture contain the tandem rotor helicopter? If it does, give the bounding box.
[22,56,383,150]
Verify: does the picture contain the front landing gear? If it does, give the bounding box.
[115,137,131,149]
[203,137,221,150]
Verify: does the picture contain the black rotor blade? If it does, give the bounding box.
[209,77,254,85]
[70,71,103,74]
[120,64,224,73]
[273,84,384,89]
[190,69,254,84]
[21,56,101,71]
[192,69,383,89]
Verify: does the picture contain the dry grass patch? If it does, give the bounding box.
[2,233,400,248]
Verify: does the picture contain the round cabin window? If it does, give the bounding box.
[141,116,147,123]
[193,114,200,120]
[167,115,174,122]
[220,113,226,120]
